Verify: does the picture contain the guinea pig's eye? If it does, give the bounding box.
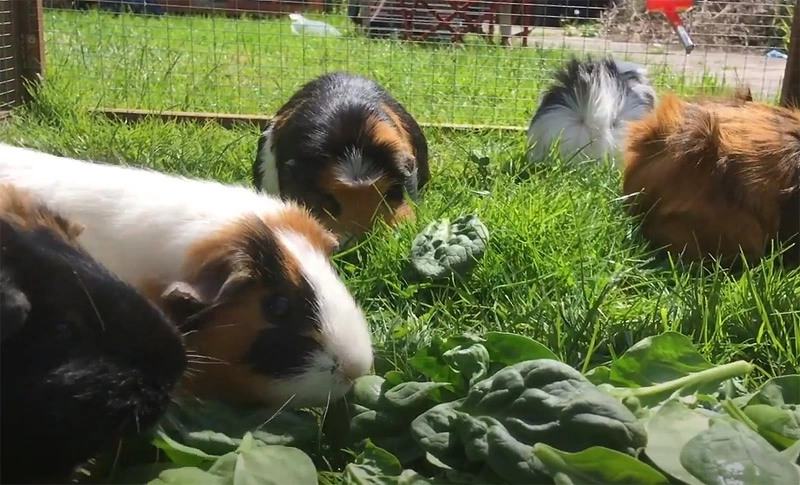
[262,295,290,319]
[385,185,405,202]
[318,194,342,218]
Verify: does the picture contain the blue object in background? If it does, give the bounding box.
[766,49,789,59]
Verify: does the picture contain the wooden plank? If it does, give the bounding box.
[781,0,800,109]
[11,0,45,104]
[92,107,528,132]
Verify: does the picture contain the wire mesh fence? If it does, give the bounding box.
[1,0,19,110]
[24,0,796,127]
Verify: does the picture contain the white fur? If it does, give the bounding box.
[332,147,385,186]
[259,231,373,407]
[526,60,656,170]
[0,143,374,407]
[256,126,281,195]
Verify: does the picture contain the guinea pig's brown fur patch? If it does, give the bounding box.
[622,93,800,267]
[151,209,331,405]
[317,168,401,240]
[312,113,417,240]
[0,184,84,244]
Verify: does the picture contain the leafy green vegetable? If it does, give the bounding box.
[644,399,710,485]
[743,375,800,449]
[482,332,558,366]
[148,433,318,485]
[90,331,797,485]
[680,419,800,485]
[152,429,219,468]
[343,440,436,485]
[410,214,489,281]
[332,374,450,465]
[158,398,319,457]
[532,443,669,484]
[411,359,647,483]
[441,344,491,388]
[598,332,754,408]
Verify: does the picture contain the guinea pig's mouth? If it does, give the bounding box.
[254,358,360,409]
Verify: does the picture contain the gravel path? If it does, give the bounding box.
[508,26,787,99]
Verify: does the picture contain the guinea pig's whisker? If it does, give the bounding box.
[255,395,296,432]
[72,269,105,332]
[185,353,228,364]
[317,391,333,444]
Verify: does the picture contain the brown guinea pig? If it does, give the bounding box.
[253,71,430,248]
[622,92,800,268]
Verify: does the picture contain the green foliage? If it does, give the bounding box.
[84,331,798,485]
[0,51,797,484]
[410,215,489,282]
[38,10,721,127]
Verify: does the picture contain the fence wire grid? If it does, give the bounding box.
[16,0,797,127]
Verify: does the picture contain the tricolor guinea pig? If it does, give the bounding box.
[253,71,431,247]
[526,56,656,168]
[0,184,186,484]
[622,92,800,268]
[0,143,374,409]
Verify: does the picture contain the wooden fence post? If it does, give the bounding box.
[1,0,44,109]
[780,0,800,109]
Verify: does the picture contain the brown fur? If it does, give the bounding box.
[318,166,413,240]
[149,212,326,405]
[261,203,340,257]
[0,184,84,244]
[622,93,800,267]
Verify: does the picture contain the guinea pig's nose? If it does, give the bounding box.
[340,361,368,383]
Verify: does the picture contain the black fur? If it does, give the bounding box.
[253,71,430,217]
[532,56,655,125]
[0,216,186,484]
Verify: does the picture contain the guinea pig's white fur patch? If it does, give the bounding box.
[255,124,282,195]
[0,142,374,408]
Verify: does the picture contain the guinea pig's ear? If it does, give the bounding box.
[395,153,419,201]
[160,265,253,323]
[320,228,340,256]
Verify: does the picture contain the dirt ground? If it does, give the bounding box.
[506,26,787,99]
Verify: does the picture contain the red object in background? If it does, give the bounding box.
[646,0,696,53]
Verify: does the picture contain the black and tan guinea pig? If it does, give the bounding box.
[253,71,431,247]
[622,91,800,268]
[0,184,187,484]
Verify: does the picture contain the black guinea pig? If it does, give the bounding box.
[253,71,431,248]
[0,184,187,484]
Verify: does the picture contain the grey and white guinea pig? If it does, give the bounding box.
[253,71,431,248]
[0,183,187,485]
[0,143,374,410]
[526,56,657,168]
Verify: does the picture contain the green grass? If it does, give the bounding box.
[1,80,798,382]
[40,8,728,127]
[4,6,798,380]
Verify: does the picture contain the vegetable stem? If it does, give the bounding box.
[720,399,761,434]
[627,361,754,399]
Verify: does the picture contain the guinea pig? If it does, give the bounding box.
[0,143,375,409]
[526,56,657,168]
[253,71,431,248]
[0,184,187,484]
[622,93,800,268]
